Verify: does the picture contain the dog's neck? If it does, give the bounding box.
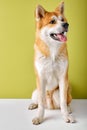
[35,36,68,62]
[35,37,50,57]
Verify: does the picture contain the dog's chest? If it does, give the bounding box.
[36,52,67,88]
[35,44,68,90]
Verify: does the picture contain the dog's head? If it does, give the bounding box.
[35,2,69,44]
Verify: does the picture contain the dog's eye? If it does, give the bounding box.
[49,19,56,24]
[58,16,64,22]
[61,18,64,22]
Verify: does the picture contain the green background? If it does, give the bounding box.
[0,0,87,98]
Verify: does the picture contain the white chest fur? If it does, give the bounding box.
[35,46,68,90]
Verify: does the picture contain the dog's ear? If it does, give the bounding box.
[35,5,46,21]
[55,1,64,14]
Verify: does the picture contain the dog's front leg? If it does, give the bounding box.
[59,77,75,123]
[32,77,45,125]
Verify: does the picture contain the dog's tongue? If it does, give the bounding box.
[57,34,67,42]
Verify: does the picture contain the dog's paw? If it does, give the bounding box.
[28,103,38,110]
[64,114,76,123]
[32,117,43,125]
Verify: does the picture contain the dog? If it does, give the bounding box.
[29,1,75,125]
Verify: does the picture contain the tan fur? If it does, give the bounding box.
[35,38,50,57]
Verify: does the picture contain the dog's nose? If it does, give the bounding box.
[62,23,69,29]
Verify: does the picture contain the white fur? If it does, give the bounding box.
[36,17,40,21]
[35,41,68,93]
[53,89,60,108]
[32,89,38,104]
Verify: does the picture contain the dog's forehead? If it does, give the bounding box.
[51,15,63,20]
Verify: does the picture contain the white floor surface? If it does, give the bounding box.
[0,99,87,130]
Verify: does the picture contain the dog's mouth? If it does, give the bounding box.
[50,32,67,42]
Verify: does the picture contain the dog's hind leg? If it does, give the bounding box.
[28,89,38,110]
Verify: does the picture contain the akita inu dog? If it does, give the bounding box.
[29,2,75,125]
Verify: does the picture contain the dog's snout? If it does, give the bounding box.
[62,23,69,29]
